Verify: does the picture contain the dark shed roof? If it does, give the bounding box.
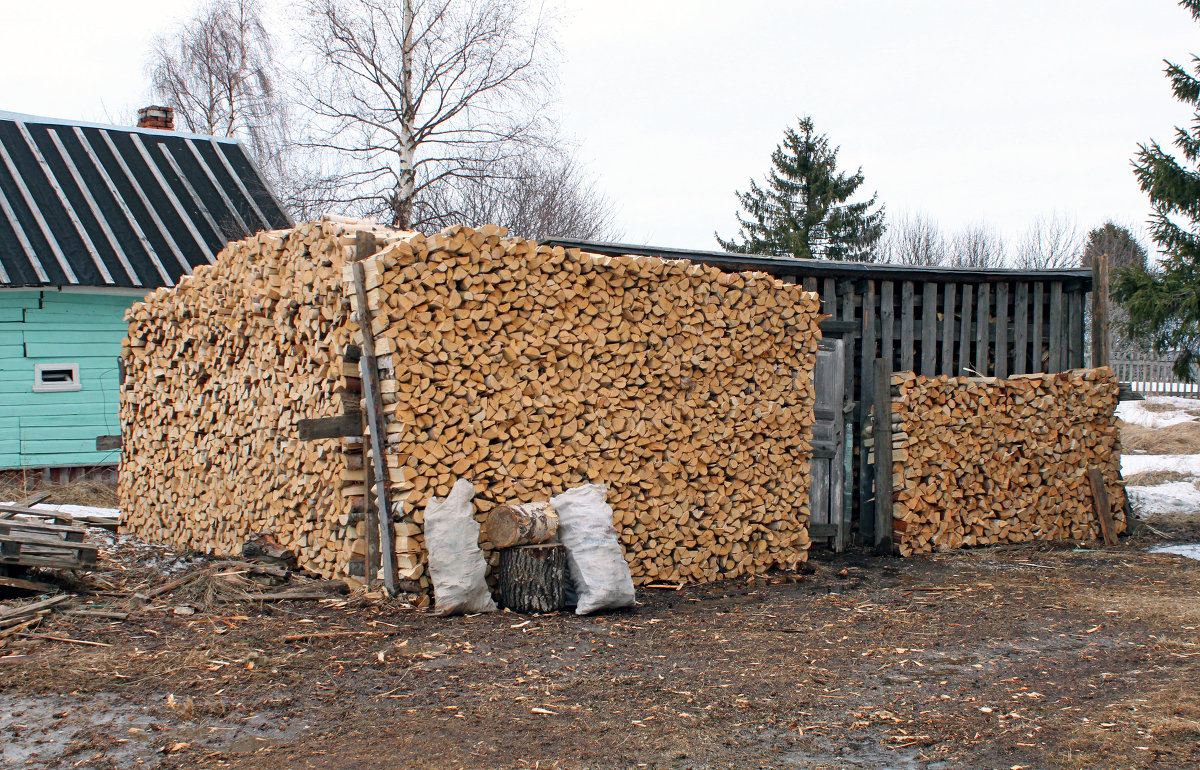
[0,110,292,289]
[545,238,1094,291]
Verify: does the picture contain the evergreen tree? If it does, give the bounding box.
[1081,221,1148,273]
[1084,221,1149,356]
[716,117,885,261]
[1113,0,1200,378]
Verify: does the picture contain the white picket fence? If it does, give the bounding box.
[1111,353,1200,398]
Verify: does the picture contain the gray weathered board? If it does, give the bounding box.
[809,337,846,551]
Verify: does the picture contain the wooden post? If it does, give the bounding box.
[351,231,397,596]
[1092,253,1110,369]
[1087,466,1118,546]
[873,357,894,555]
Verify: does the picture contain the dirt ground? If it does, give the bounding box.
[3,517,1199,770]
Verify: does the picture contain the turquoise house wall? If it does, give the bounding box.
[0,289,140,469]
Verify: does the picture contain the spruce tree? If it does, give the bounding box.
[1113,0,1200,378]
[716,117,885,261]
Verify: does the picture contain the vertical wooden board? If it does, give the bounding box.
[858,281,876,541]
[941,282,956,375]
[975,283,990,376]
[1068,291,1084,369]
[822,277,836,317]
[839,284,857,545]
[958,283,973,376]
[1049,282,1065,372]
[1032,282,1045,372]
[1013,283,1029,374]
[1092,254,1110,368]
[872,358,893,554]
[921,282,937,375]
[880,281,895,371]
[803,276,817,293]
[995,282,1009,378]
[810,459,831,527]
[900,281,915,372]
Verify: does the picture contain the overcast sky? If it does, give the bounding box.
[2,0,1196,255]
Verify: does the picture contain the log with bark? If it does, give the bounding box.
[496,543,568,613]
[486,502,558,549]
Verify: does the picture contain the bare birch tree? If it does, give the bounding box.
[883,213,946,266]
[147,0,293,201]
[949,223,1007,268]
[1015,214,1083,269]
[420,148,618,240]
[298,0,556,230]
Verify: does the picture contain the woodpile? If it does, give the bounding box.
[120,220,823,591]
[888,368,1125,556]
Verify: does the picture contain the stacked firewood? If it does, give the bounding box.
[889,368,1125,556]
[121,221,823,590]
[119,221,388,581]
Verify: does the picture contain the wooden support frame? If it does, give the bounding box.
[1092,253,1110,369]
[872,357,894,555]
[350,232,397,596]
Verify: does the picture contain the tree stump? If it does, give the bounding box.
[496,543,568,613]
[486,501,558,549]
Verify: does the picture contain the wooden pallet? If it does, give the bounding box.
[0,519,97,570]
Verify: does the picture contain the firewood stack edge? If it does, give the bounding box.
[888,368,1126,556]
[119,220,824,592]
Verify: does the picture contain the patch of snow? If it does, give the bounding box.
[1127,482,1200,515]
[1150,544,1200,561]
[0,501,120,519]
[1121,454,1200,477]
[1117,396,1200,429]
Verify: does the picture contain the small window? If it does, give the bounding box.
[33,363,81,393]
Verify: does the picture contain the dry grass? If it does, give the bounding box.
[0,478,118,508]
[1123,470,1198,487]
[1121,420,1200,454]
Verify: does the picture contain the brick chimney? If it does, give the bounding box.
[137,105,174,131]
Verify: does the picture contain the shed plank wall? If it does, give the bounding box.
[0,290,129,468]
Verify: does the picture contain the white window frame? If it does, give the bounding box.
[33,363,82,393]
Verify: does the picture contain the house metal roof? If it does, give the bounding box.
[544,238,1094,290]
[0,110,292,289]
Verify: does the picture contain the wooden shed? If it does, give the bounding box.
[546,238,1095,549]
[0,108,290,479]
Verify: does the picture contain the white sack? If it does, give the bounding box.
[550,484,636,615]
[423,478,497,616]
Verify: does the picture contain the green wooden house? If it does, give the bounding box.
[0,107,290,481]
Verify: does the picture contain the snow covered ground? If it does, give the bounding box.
[1117,396,1200,429]
[0,502,120,520]
[1151,544,1200,561]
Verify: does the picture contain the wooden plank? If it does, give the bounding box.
[858,280,876,546]
[921,282,937,375]
[1088,467,1117,546]
[975,283,990,375]
[351,233,397,597]
[958,283,973,377]
[802,276,817,293]
[822,277,836,316]
[1013,283,1029,375]
[880,281,895,371]
[1068,290,1084,369]
[872,357,894,555]
[995,282,1009,378]
[297,412,363,441]
[0,575,57,593]
[900,281,915,372]
[839,284,856,550]
[1033,282,1045,372]
[1092,254,1110,368]
[941,282,956,375]
[1048,281,1065,372]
